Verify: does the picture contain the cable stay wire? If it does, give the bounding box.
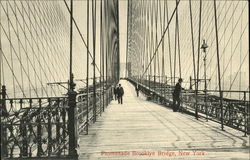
[141,0,180,78]
[63,0,102,76]
[1,1,59,97]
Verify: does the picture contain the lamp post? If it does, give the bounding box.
[68,0,78,157]
[201,39,208,121]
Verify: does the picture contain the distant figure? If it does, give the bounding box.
[172,78,183,112]
[117,84,124,104]
[114,85,118,100]
[135,84,139,97]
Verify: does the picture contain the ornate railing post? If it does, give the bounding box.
[56,98,61,156]
[67,88,78,158]
[243,92,247,136]
[1,85,8,158]
[67,0,78,157]
[62,99,67,153]
[37,99,42,157]
[20,99,28,157]
[220,91,224,130]
[48,98,52,156]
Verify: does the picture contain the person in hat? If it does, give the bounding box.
[172,78,183,112]
[117,84,124,104]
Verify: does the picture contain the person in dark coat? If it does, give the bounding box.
[135,84,139,97]
[117,84,124,104]
[172,78,183,112]
[114,85,118,100]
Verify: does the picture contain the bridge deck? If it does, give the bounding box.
[78,80,249,160]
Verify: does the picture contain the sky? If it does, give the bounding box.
[0,0,248,99]
[119,0,128,63]
[0,0,129,97]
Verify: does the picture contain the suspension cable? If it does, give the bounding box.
[141,0,180,78]
[63,0,102,75]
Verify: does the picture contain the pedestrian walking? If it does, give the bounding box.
[114,85,118,100]
[117,84,124,104]
[135,84,139,97]
[172,78,183,112]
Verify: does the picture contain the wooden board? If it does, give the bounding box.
[78,80,249,160]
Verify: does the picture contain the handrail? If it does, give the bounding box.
[127,77,249,135]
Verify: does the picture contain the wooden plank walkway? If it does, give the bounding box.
[78,80,249,160]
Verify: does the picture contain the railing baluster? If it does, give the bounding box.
[243,92,247,136]
[20,99,28,157]
[128,78,248,133]
[229,103,232,125]
[56,98,61,155]
[48,98,52,156]
[68,90,78,157]
[28,99,32,157]
[1,85,8,158]
[9,100,14,156]
[62,98,67,155]
[221,92,224,130]
[37,98,42,157]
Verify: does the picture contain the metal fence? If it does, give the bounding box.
[0,84,114,159]
[127,77,249,136]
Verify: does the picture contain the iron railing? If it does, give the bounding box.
[1,96,68,158]
[127,77,249,135]
[0,84,114,159]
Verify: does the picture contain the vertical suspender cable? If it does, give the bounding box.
[230,2,235,98]
[173,0,179,84]
[14,4,25,97]
[117,0,120,82]
[143,2,146,83]
[141,0,180,84]
[68,0,78,156]
[195,0,202,120]
[102,0,105,111]
[105,0,108,96]
[69,0,73,90]
[100,0,105,112]
[159,0,163,94]
[150,1,153,83]
[156,0,160,87]
[189,0,198,119]
[222,1,227,90]
[6,3,16,98]
[21,5,31,97]
[86,0,89,134]
[29,2,43,97]
[176,0,181,78]
[154,1,157,88]
[146,1,150,85]
[92,0,97,122]
[99,0,102,116]
[174,12,177,85]
[166,0,173,86]
[126,0,130,78]
[153,1,157,90]
[189,0,196,90]
[239,1,243,99]
[0,3,2,87]
[163,0,166,97]
[213,0,224,131]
